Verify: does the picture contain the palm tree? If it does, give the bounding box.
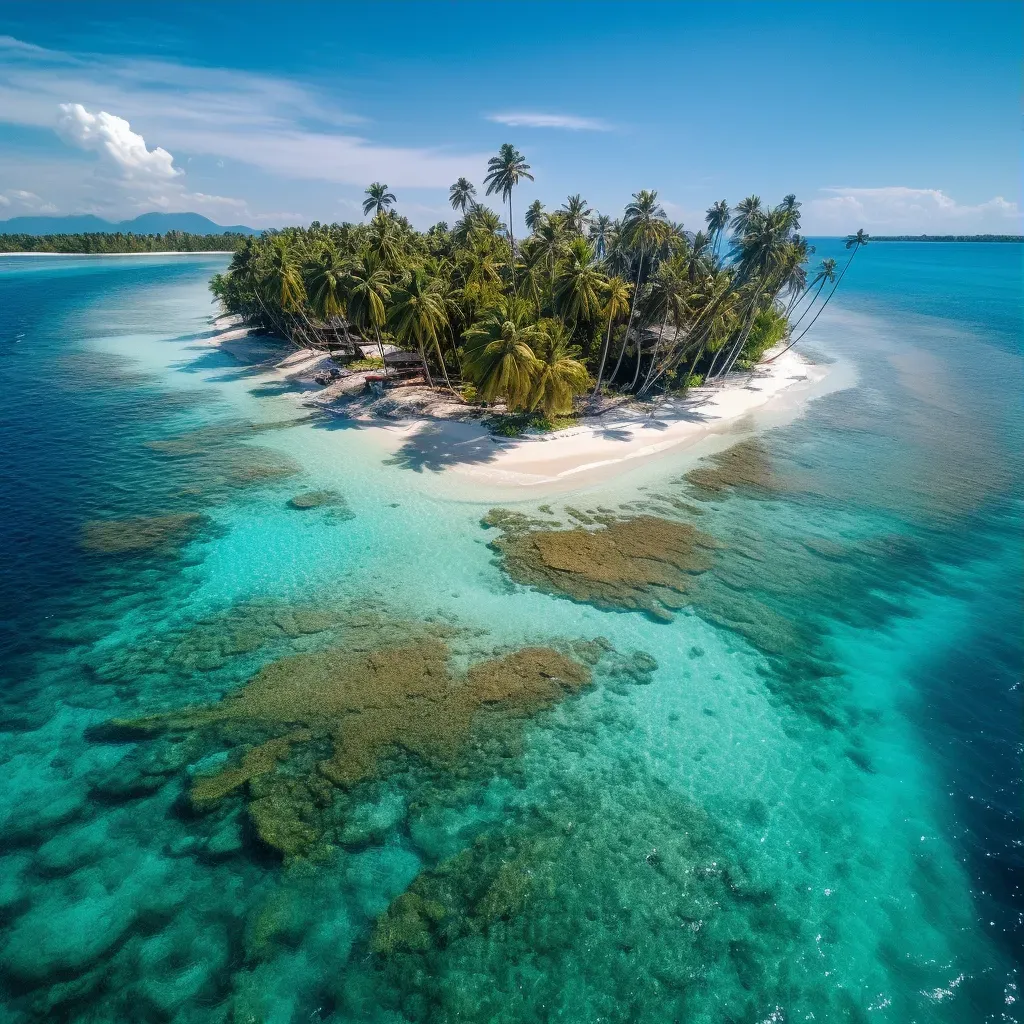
[637,257,688,391]
[265,238,306,313]
[591,276,631,397]
[729,195,762,238]
[305,246,351,348]
[609,189,667,386]
[463,297,541,410]
[388,267,452,390]
[706,200,730,259]
[554,236,605,327]
[767,231,868,361]
[363,182,396,218]
[525,199,546,233]
[346,252,392,369]
[561,194,592,235]
[789,257,837,328]
[449,177,477,214]
[483,143,534,282]
[588,214,612,259]
[529,320,590,418]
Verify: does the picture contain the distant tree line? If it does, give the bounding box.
[870,235,1023,243]
[0,231,251,254]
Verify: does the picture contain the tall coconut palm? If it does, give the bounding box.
[363,182,396,218]
[525,199,546,233]
[483,143,534,282]
[463,297,541,410]
[388,267,452,390]
[529,320,591,418]
[554,236,605,328]
[561,194,592,235]
[588,214,612,259]
[591,276,632,397]
[767,231,868,361]
[789,257,837,327]
[729,195,762,238]
[346,252,392,369]
[265,237,306,313]
[706,200,730,258]
[449,177,477,214]
[637,257,688,391]
[609,189,667,386]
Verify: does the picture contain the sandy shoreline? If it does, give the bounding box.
[203,318,840,496]
[389,347,831,492]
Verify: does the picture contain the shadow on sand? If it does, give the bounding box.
[383,423,500,473]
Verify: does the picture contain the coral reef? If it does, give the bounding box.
[79,513,206,555]
[490,515,717,621]
[684,438,776,494]
[110,626,593,856]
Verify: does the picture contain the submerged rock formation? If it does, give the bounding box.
[488,514,717,621]
[110,626,593,857]
[79,513,206,555]
[684,438,775,494]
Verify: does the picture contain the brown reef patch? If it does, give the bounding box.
[80,513,206,555]
[111,627,592,857]
[489,515,716,621]
[684,438,775,495]
[288,490,344,510]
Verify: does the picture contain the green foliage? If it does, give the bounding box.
[203,167,850,403]
[0,231,249,254]
[347,357,383,371]
[737,306,788,367]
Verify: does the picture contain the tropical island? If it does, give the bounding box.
[207,144,865,476]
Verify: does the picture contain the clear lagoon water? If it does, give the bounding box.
[0,244,1020,1022]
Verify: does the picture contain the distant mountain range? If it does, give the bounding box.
[0,212,260,236]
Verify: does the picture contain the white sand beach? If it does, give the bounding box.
[203,319,842,496]
[383,347,835,493]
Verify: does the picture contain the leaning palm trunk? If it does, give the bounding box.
[637,317,667,391]
[591,315,615,398]
[713,285,766,380]
[416,339,435,388]
[765,249,859,364]
[609,250,644,385]
[373,325,389,377]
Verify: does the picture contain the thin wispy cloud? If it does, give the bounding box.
[486,112,612,131]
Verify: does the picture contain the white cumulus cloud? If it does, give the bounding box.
[486,112,611,131]
[56,102,180,183]
[806,186,1020,234]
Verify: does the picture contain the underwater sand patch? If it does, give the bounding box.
[79,513,206,555]
[488,514,716,622]
[110,627,593,856]
[685,438,775,495]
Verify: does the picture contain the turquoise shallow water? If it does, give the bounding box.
[0,246,1020,1022]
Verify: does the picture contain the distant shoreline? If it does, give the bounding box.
[869,235,1023,243]
[0,251,235,257]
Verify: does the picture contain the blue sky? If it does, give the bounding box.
[0,1,1019,234]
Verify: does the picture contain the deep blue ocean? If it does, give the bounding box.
[0,244,1020,1022]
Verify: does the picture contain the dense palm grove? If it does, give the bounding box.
[0,231,248,254]
[212,144,866,416]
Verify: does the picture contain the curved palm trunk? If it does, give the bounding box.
[416,338,435,388]
[637,316,667,391]
[591,315,615,398]
[788,278,828,331]
[713,284,766,380]
[609,250,644,385]
[766,245,861,363]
